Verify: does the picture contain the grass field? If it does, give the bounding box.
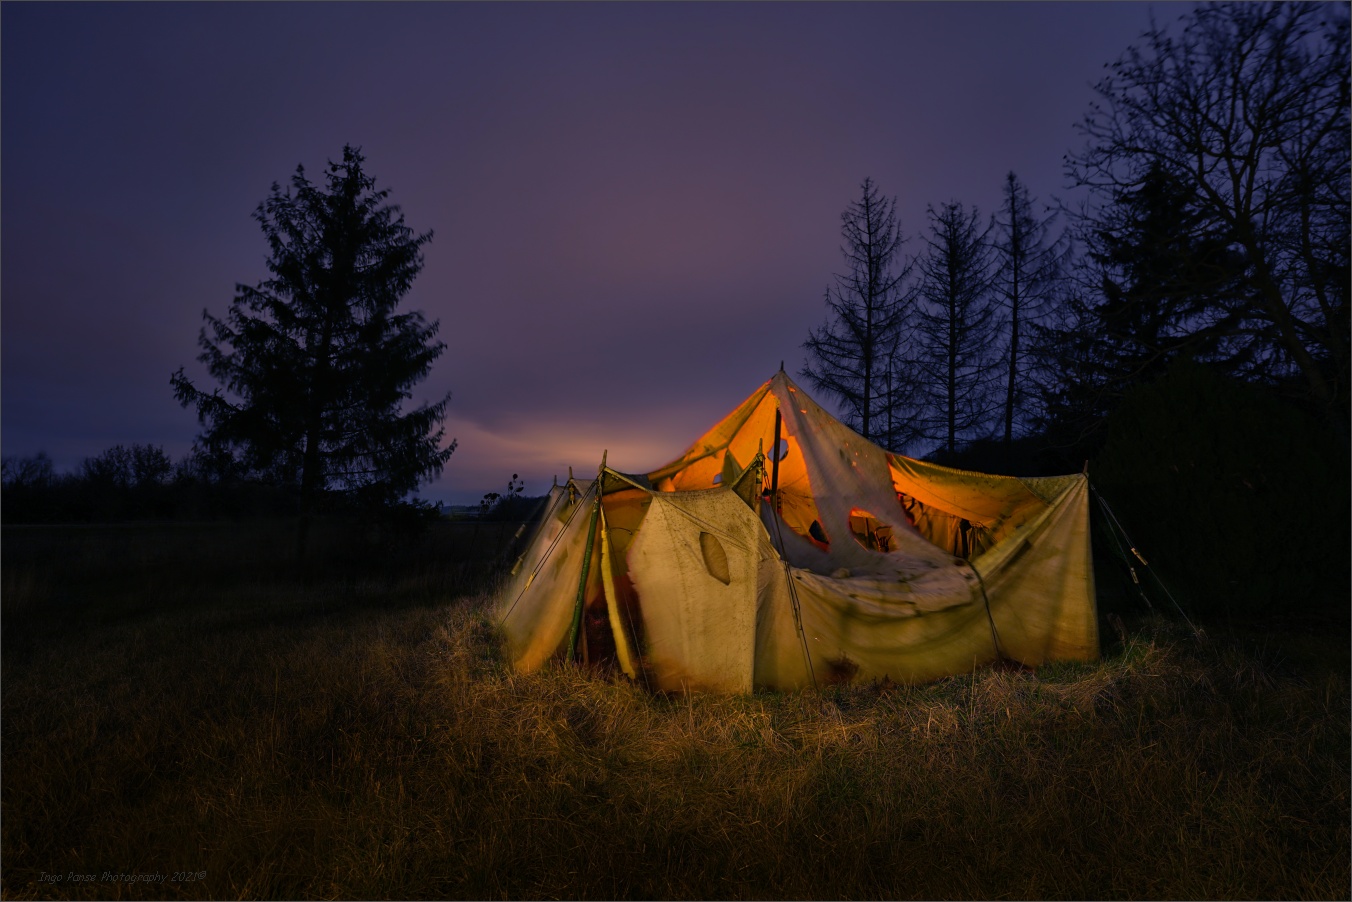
[2,521,1348,900]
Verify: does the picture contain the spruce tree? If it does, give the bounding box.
[172,146,455,557]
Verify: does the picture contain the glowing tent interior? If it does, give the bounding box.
[495,370,1098,693]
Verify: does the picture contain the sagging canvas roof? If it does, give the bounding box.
[496,371,1098,692]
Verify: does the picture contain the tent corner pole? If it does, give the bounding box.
[566,451,606,663]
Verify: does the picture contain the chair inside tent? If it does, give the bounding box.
[495,371,1098,693]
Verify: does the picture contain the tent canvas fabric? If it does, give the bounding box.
[496,371,1098,693]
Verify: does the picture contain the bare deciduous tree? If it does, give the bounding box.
[912,201,1000,454]
[802,178,916,448]
[992,172,1067,445]
[1066,1,1350,419]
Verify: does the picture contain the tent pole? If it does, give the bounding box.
[499,486,587,624]
[765,402,817,691]
[771,407,782,507]
[566,451,606,662]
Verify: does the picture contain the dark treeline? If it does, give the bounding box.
[0,445,300,524]
[0,444,543,531]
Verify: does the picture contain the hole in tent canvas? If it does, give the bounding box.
[849,508,895,552]
[771,438,790,462]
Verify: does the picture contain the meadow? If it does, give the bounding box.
[2,520,1348,900]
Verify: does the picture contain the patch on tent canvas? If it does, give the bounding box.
[699,531,732,585]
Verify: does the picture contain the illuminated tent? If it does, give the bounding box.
[495,370,1098,692]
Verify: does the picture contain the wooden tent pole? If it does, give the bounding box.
[770,407,782,513]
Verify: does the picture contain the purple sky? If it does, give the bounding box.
[2,1,1172,505]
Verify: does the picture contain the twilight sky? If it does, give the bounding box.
[2,1,1175,505]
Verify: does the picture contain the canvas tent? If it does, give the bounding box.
[496,371,1098,693]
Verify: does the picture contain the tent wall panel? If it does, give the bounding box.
[500,484,597,672]
[626,493,762,693]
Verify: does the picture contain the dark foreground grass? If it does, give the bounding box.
[2,523,1348,900]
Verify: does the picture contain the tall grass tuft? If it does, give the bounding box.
[2,522,1348,899]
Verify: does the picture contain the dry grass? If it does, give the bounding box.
[2,523,1348,900]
